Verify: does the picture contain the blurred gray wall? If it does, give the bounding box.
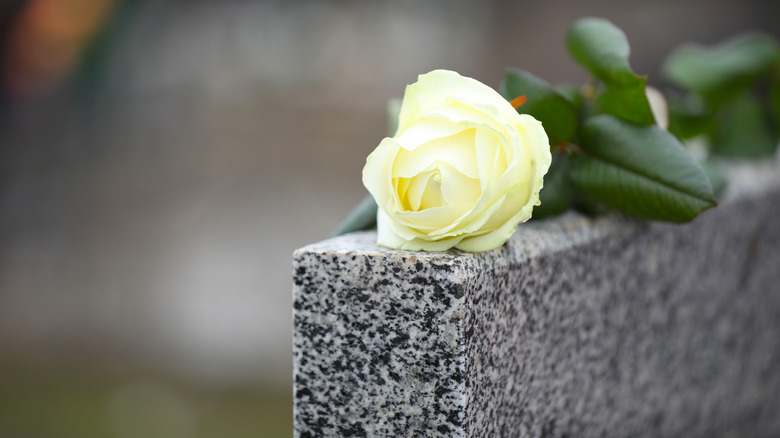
[0,0,777,386]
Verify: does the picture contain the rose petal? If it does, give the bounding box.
[392,128,479,179]
[455,182,533,252]
[395,116,464,151]
[405,169,442,211]
[393,176,412,211]
[456,117,552,251]
[379,208,468,251]
[394,201,465,230]
[475,128,500,183]
[376,208,410,248]
[397,70,509,136]
[362,137,402,212]
[438,161,481,209]
[425,103,511,149]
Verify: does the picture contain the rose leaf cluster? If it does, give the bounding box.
[335,17,726,252]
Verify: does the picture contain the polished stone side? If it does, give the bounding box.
[293,159,780,437]
[292,241,471,437]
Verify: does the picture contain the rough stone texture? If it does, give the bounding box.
[292,159,780,438]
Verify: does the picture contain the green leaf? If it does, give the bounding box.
[570,115,716,222]
[698,160,728,196]
[567,17,633,84]
[572,195,608,217]
[663,33,780,104]
[567,17,655,125]
[500,69,578,145]
[331,195,377,237]
[708,91,778,157]
[597,77,655,126]
[532,153,575,219]
[556,84,584,109]
[770,73,780,133]
[666,92,713,140]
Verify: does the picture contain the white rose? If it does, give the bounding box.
[362,69,552,252]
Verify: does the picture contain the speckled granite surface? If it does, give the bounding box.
[293,159,780,437]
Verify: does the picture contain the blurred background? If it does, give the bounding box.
[0,0,777,436]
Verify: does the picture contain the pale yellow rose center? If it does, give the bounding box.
[391,126,489,216]
[398,168,443,211]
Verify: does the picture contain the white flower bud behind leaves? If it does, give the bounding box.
[646,86,669,130]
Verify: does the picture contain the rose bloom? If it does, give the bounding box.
[362,69,552,252]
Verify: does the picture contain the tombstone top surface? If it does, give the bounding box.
[295,155,780,262]
[296,213,626,261]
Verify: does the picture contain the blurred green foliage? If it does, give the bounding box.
[508,18,715,223]
[663,33,780,157]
